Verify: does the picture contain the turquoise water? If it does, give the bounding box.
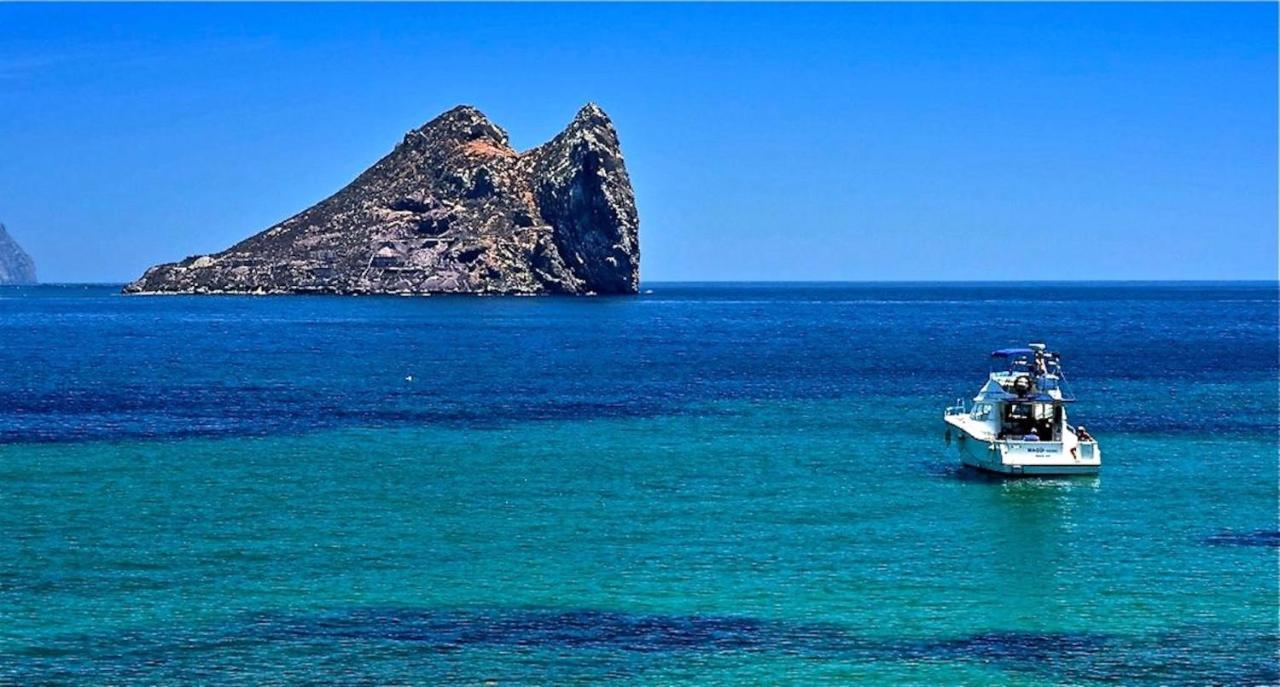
[1,283,1276,685]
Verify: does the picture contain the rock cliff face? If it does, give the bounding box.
[125,104,639,295]
[0,224,37,285]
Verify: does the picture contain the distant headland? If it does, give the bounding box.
[124,104,639,296]
[0,224,37,285]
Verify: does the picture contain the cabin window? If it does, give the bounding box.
[971,403,992,420]
[998,402,1059,441]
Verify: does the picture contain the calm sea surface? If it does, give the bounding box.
[1,282,1276,685]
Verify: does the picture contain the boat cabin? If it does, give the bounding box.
[952,343,1077,442]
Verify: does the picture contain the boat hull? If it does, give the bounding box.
[946,417,1100,476]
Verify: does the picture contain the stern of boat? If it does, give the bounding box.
[990,438,1101,476]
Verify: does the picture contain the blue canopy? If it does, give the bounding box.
[991,348,1033,359]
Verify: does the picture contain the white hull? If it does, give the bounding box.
[945,416,1101,476]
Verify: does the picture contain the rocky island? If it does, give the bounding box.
[0,224,37,285]
[125,104,639,295]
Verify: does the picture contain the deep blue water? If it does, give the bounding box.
[1,282,1276,685]
[2,282,1275,443]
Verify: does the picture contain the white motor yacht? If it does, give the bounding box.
[944,343,1100,476]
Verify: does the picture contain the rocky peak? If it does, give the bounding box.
[524,104,638,295]
[0,224,37,285]
[124,103,639,296]
[404,105,512,152]
[571,102,611,127]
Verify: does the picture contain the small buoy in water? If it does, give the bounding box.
[404,375,414,382]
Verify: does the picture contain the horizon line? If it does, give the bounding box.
[6,279,1278,288]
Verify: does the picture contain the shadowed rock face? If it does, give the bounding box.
[124,104,639,295]
[0,224,36,285]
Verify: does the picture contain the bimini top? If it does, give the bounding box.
[991,348,1033,359]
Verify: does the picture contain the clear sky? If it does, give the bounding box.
[1,3,1275,283]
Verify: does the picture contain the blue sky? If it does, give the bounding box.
[1,3,1275,283]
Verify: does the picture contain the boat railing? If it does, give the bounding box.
[1053,372,1078,401]
[944,398,967,416]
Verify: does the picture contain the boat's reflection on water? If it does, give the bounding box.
[938,461,1102,626]
[926,459,1102,490]
[956,464,1101,491]
[927,457,1102,551]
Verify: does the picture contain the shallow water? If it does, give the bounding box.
[1,283,1276,685]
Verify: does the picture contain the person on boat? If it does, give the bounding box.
[1076,425,1094,442]
[1036,418,1054,441]
[1033,350,1048,376]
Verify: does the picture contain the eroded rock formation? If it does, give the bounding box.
[125,104,639,295]
[0,224,36,285]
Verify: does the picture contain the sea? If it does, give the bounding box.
[1,282,1276,686]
